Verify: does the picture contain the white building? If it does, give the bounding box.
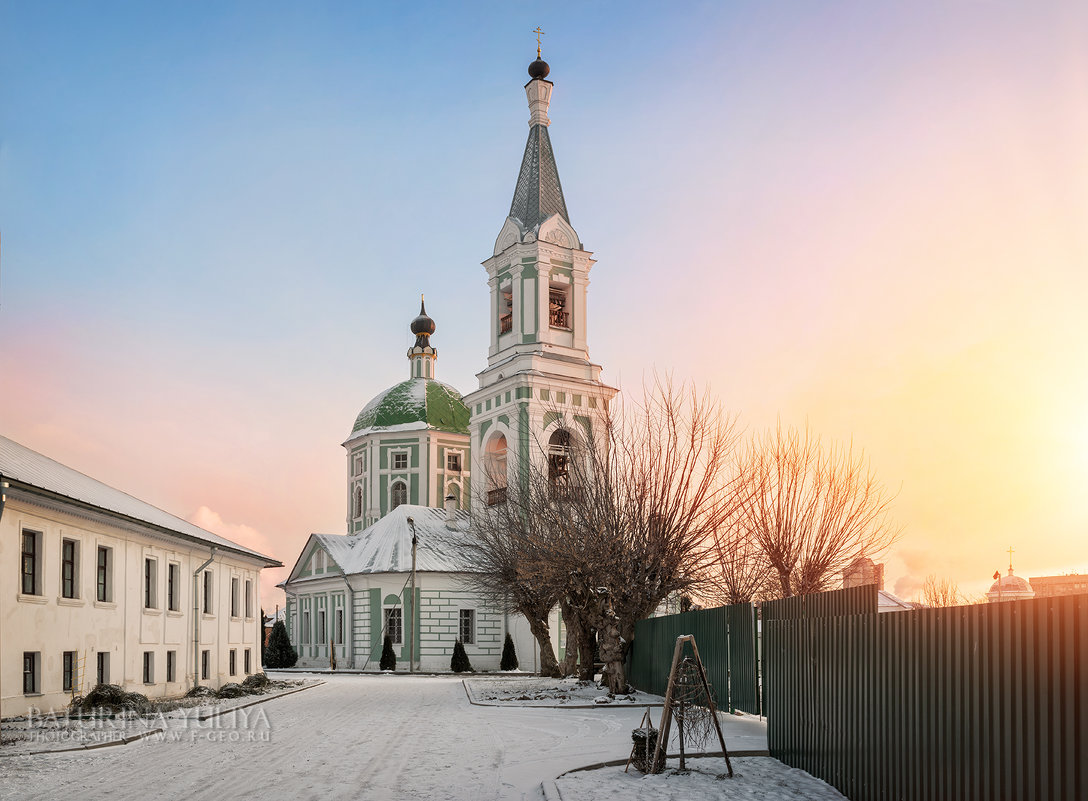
[282,502,551,672]
[0,434,281,717]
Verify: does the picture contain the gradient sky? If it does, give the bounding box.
[2,1,1086,608]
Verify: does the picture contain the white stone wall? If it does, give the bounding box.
[0,496,266,717]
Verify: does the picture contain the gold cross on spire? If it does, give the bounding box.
[533,26,545,59]
[1008,546,1015,572]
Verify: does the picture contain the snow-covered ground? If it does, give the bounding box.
[464,677,661,707]
[555,757,847,800]
[0,672,773,800]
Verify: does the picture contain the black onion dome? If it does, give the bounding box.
[528,59,550,80]
[410,298,436,346]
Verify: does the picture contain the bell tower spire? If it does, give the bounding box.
[466,49,616,507]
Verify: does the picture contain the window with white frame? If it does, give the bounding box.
[459,609,476,645]
[335,608,344,645]
[244,649,251,674]
[63,650,77,691]
[245,579,253,618]
[167,650,176,683]
[203,569,213,614]
[201,649,210,680]
[97,651,110,685]
[143,651,154,684]
[317,609,326,645]
[392,451,408,470]
[230,577,240,618]
[145,557,158,609]
[384,607,403,644]
[229,649,237,676]
[96,546,113,602]
[168,562,180,611]
[61,538,80,599]
[21,529,42,596]
[23,652,40,694]
[447,452,462,472]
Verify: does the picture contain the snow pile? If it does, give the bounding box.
[555,756,847,800]
[465,677,661,707]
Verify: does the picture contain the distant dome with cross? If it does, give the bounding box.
[986,547,1035,602]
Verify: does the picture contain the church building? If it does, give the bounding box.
[282,51,614,671]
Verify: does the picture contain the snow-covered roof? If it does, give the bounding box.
[0,434,280,566]
[877,590,914,613]
[314,504,473,576]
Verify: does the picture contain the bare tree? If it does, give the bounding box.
[920,574,964,607]
[526,378,741,693]
[458,494,563,677]
[730,422,900,598]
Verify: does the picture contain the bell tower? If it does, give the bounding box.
[466,51,616,505]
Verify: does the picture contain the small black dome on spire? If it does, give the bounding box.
[410,296,436,339]
[528,58,550,80]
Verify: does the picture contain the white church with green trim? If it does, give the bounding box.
[281,52,615,672]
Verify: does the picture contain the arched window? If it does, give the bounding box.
[485,434,508,505]
[390,481,407,510]
[354,486,363,518]
[548,429,572,492]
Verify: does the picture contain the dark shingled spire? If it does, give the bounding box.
[508,68,570,233]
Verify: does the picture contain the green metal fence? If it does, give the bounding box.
[629,602,761,714]
[763,592,1088,801]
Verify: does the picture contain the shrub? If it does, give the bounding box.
[81,684,127,708]
[450,640,473,673]
[185,685,216,699]
[217,683,247,699]
[500,633,519,671]
[242,672,271,691]
[379,635,396,671]
[264,620,298,669]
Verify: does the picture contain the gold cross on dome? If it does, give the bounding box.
[533,26,545,59]
[1008,546,1015,571]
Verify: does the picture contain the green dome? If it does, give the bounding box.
[350,378,469,438]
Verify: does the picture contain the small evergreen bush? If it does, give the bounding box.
[264,620,298,669]
[500,633,519,671]
[217,683,247,699]
[242,672,271,691]
[450,639,473,673]
[379,635,397,671]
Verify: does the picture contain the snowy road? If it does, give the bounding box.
[0,674,767,801]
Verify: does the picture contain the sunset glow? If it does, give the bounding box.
[2,2,1086,607]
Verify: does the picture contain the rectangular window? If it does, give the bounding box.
[317,610,326,645]
[392,452,408,470]
[201,650,210,681]
[447,452,462,472]
[335,609,344,645]
[459,609,476,645]
[97,651,110,685]
[166,650,176,683]
[143,651,154,684]
[499,287,513,334]
[96,546,112,602]
[302,611,311,644]
[385,607,403,645]
[168,563,180,611]
[23,652,40,694]
[63,651,77,692]
[244,579,253,618]
[230,577,239,617]
[61,538,79,599]
[244,649,251,675]
[21,529,41,595]
[203,570,213,614]
[144,557,157,609]
[229,649,237,676]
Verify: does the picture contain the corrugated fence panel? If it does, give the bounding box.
[763,591,1087,801]
[629,602,760,713]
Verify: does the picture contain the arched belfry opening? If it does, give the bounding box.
[485,433,508,506]
[548,428,572,494]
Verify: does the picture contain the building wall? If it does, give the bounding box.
[286,570,549,673]
[1029,574,1088,598]
[1,496,266,717]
